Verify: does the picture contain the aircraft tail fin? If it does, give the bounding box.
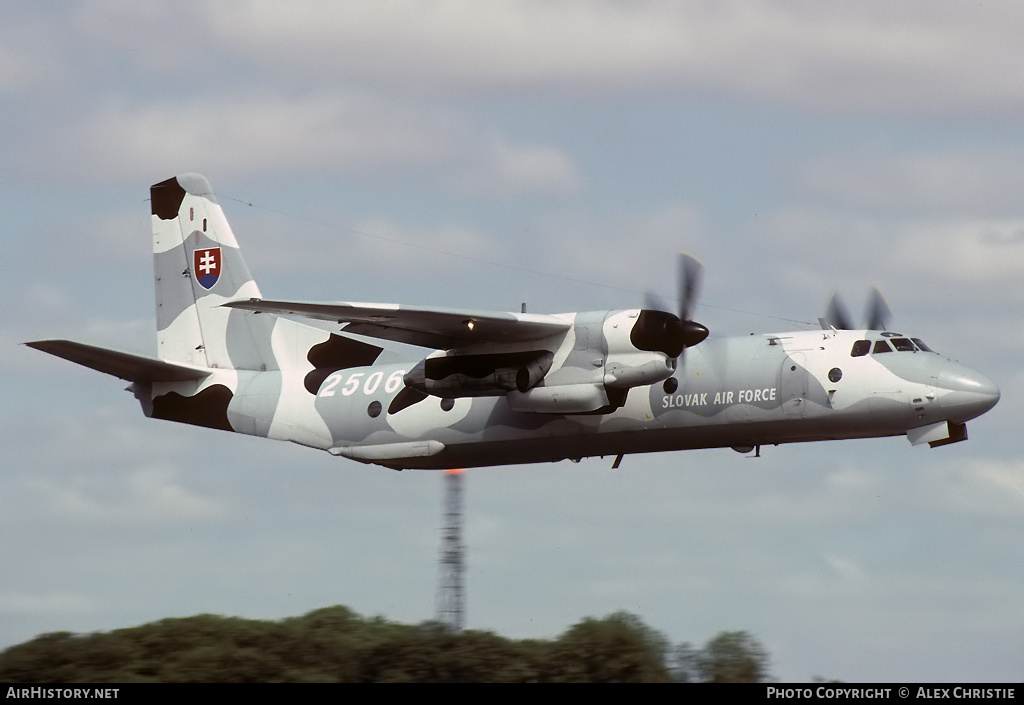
[151,174,277,371]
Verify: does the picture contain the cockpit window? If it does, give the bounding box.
[866,337,936,354]
[851,340,871,357]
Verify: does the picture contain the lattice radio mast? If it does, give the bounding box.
[436,468,465,631]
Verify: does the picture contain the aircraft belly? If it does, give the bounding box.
[379,414,863,470]
[346,389,862,469]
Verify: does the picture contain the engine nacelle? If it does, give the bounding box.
[403,308,703,414]
[405,350,553,398]
[604,352,676,389]
[506,383,614,414]
[603,310,678,389]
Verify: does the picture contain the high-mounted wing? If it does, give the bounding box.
[221,299,570,349]
[25,340,209,382]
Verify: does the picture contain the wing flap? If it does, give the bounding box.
[26,340,209,382]
[222,299,570,349]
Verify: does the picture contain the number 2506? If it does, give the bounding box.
[319,369,406,397]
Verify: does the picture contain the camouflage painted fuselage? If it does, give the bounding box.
[30,175,1000,470]
[156,325,997,470]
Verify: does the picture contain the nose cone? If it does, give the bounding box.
[936,365,1000,422]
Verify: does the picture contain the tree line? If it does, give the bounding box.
[0,606,770,683]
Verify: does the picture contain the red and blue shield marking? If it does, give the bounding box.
[194,247,222,290]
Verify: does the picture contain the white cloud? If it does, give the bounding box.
[29,464,230,526]
[185,0,1024,116]
[241,212,500,302]
[23,282,73,319]
[974,463,1024,507]
[11,2,1024,118]
[126,466,230,521]
[531,203,711,304]
[26,93,452,181]
[823,553,868,583]
[452,139,581,197]
[17,92,581,197]
[335,217,498,274]
[892,219,1024,285]
[931,458,1024,518]
[758,209,1024,298]
[0,6,72,92]
[795,149,1024,215]
[0,592,96,616]
[242,200,705,310]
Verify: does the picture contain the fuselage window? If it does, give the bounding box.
[891,337,916,352]
[873,340,893,354]
[912,338,934,353]
[851,340,870,357]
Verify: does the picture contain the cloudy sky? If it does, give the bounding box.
[3,1,1023,682]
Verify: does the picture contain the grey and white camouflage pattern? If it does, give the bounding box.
[28,174,1000,470]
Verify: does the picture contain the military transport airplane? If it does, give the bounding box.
[27,174,1000,470]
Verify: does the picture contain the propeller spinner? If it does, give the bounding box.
[635,253,709,357]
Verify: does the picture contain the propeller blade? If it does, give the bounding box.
[825,293,854,330]
[638,253,709,359]
[644,291,670,314]
[678,253,703,322]
[865,286,891,331]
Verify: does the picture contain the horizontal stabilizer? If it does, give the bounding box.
[26,340,209,382]
[222,298,570,349]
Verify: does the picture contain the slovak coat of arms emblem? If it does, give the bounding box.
[194,247,222,290]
